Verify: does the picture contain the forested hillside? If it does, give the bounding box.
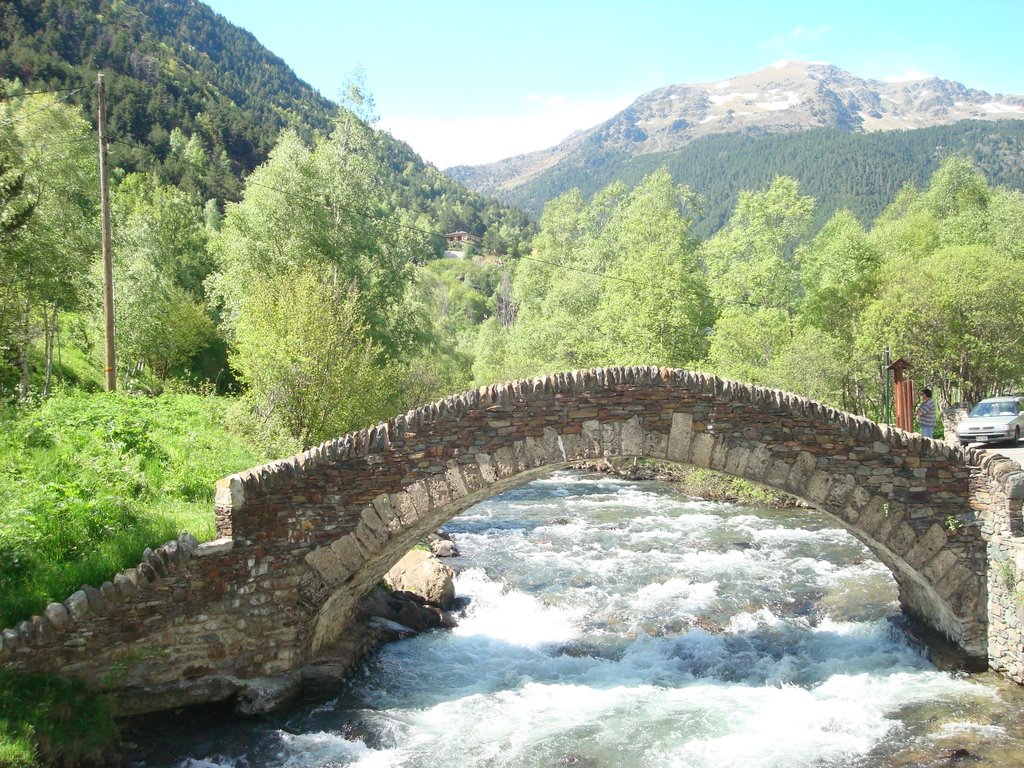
[0,0,533,246]
[497,120,1024,236]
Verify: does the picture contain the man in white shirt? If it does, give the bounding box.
[917,387,936,438]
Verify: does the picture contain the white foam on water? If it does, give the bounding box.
[814,669,993,713]
[274,730,387,767]
[938,721,1007,737]
[453,567,582,645]
[335,671,994,768]
[627,578,721,625]
[753,525,847,544]
[629,510,723,531]
[531,470,630,488]
[726,606,788,634]
[676,547,758,574]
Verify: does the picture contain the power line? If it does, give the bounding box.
[109,136,149,152]
[2,96,664,294]
[247,179,447,241]
[0,87,78,101]
[5,114,734,301]
[513,253,649,288]
[26,134,95,151]
[1,88,84,125]
[248,179,675,291]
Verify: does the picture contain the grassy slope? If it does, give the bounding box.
[0,391,268,629]
[0,672,119,768]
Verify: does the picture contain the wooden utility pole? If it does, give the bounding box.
[97,72,116,391]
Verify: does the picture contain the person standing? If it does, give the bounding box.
[917,387,937,438]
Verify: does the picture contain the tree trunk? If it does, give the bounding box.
[18,295,30,398]
[497,271,516,328]
[43,301,56,397]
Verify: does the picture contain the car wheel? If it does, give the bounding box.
[959,438,972,446]
[1014,426,1021,446]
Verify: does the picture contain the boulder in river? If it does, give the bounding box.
[427,529,460,558]
[384,548,456,609]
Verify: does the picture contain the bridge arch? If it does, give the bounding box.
[271,367,986,658]
[3,366,1024,715]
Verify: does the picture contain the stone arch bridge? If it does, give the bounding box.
[2,367,1024,714]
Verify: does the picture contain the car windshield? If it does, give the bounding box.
[969,401,1017,417]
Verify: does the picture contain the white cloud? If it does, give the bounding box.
[759,24,832,51]
[379,94,632,169]
[791,24,831,41]
[881,68,933,83]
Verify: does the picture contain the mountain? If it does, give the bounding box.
[502,119,1024,237]
[0,0,534,252]
[448,61,1024,196]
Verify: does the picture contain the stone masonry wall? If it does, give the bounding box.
[976,452,1024,680]
[1,366,1023,715]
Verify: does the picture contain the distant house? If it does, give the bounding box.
[444,230,482,248]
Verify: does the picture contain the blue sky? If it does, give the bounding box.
[204,0,1024,168]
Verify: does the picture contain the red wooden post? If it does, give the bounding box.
[887,358,914,432]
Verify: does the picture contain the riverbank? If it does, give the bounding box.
[576,457,801,508]
[0,672,119,768]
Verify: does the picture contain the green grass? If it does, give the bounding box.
[675,466,793,508]
[0,391,268,629]
[0,672,120,768]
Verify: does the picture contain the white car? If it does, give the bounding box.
[955,396,1024,446]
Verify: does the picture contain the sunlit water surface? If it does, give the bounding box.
[130,471,1024,767]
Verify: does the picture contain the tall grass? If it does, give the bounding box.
[0,672,120,767]
[0,391,267,629]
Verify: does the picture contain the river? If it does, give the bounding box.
[129,470,1024,767]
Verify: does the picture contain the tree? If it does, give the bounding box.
[706,306,790,386]
[797,209,879,341]
[791,210,881,412]
[858,245,1024,404]
[988,188,1024,260]
[113,173,212,296]
[210,117,436,443]
[593,169,714,366]
[231,271,392,448]
[478,171,713,381]
[0,121,34,382]
[0,92,96,397]
[494,186,609,377]
[0,123,33,248]
[701,175,814,311]
[110,174,217,382]
[868,156,1001,260]
[210,124,428,360]
[114,260,215,381]
[701,176,814,387]
[919,156,991,247]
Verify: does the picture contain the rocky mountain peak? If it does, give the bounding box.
[448,61,1024,196]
